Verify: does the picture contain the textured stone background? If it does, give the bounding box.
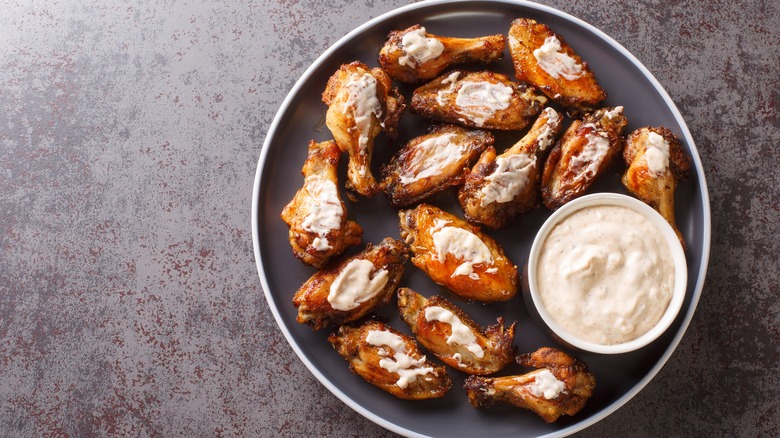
[1,0,777,436]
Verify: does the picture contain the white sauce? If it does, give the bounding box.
[399,133,462,184]
[480,153,536,206]
[435,71,461,107]
[327,259,389,311]
[424,306,485,358]
[537,205,675,345]
[527,369,566,399]
[454,81,513,127]
[604,106,624,120]
[343,73,383,156]
[398,27,444,67]
[365,329,435,388]
[533,35,584,81]
[570,125,610,180]
[431,226,494,280]
[645,131,671,176]
[537,107,560,151]
[300,175,343,251]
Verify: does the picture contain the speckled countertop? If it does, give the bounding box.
[1,0,778,436]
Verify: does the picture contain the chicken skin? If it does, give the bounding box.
[464,347,596,423]
[329,320,452,400]
[458,107,564,229]
[322,61,405,199]
[292,238,409,330]
[378,25,506,83]
[622,126,691,249]
[411,70,547,130]
[281,140,363,268]
[399,204,518,302]
[508,18,606,115]
[397,288,516,375]
[541,106,627,210]
[380,124,493,207]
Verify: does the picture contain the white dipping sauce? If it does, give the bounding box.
[536,205,675,345]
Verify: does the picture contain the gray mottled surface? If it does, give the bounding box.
[0,0,777,436]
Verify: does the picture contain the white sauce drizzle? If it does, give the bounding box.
[645,131,671,176]
[300,175,343,251]
[537,107,560,151]
[365,329,435,388]
[342,72,383,176]
[431,226,494,280]
[604,106,624,120]
[527,369,567,399]
[533,35,584,81]
[435,71,461,107]
[454,81,514,127]
[480,153,536,206]
[424,306,485,358]
[327,259,389,311]
[570,124,610,180]
[398,133,462,184]
[398,27,444,67]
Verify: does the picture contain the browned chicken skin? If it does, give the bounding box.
[399,204,518,301]
[622,126,691,250]
[292,238,409,330]
[508,18,606,115]
[397,288,516,375]
[329,320,452,400]
[380,124,493,207]
[322,61,405,199]
[458,107,564,229]
[541,106,627,210]
[281,140,363,268]
[378,24,506,83]
[411,70,547,131]
[464,347,596,423]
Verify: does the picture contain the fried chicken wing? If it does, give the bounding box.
[380,125,493,207]
[399,204,518,301]
[322,61,405,199]
[458,107,564,229]
[329,320,452,399]
[281,140,363,268]
[410,70,547,130]
[541,106,627,210]
[508,18,606,115]
[292,238,409,330]
[464,347,596,423]
[378,25,506,83]
[622,127,691,250]
[397,288,516,375]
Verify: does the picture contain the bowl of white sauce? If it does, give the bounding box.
[525,193,687,354]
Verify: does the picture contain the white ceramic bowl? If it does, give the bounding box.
[526,193,688,354]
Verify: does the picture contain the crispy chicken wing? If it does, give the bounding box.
[622,127,691,250]
[410,70,547,130]
[281,140,363,268]
[464,347,596,423]
[397,288,516,375]
[380,124,493,207]
[541,106,627,210]
[378,25,506,83]
[292,238,409,330]
[329,320,452,399]
[322,61,405,199]
[458,107,564,229]
[399,204,518,301]
[508,18,606,115]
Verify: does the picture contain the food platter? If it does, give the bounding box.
[251,1,711,436]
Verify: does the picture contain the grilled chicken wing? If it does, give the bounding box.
[281,140,363,268]
[322,61,405,199]
[622,127,691,250]
[508,18,606,115]
[380,125,493,207]
[464,347,596,423]
[378,25,506,83]
[292,238,409,330]
[329,321,452,399]
[399,204,518,301]
[458,107,564,229]
[411,70,547,130]
[541,106,627,210]
[397,288,516,375]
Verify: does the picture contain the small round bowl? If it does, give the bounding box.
[525,193,688,354]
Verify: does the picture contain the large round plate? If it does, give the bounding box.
[252,1,711,436]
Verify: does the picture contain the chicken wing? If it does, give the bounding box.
[329,320,451,399]
[410,70,547,130]
[380,124,493,207]
[397,288,516,375]
[541,106,627,210]
[399,204,518,301]
[458,107,564,229]
[622,127,691,249]
[464,347,596,423]
[292,238,409,330]
[281,140,363,268]
[508,18,606,115]
[322,61,405,199]
[378,25,506,83]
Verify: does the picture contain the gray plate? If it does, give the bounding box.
[251,1,711,437]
